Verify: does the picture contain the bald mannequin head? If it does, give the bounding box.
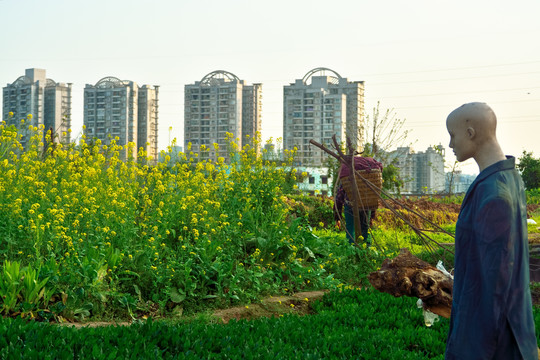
[446,102,506,172]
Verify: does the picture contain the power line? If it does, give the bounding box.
[358,60,540,78]
[375,87,540,99]
[393,98,540,110]
[367,70,540,86]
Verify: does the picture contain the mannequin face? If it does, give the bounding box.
[446,116,475,162]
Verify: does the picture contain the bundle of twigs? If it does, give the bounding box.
[309,136,456,315]
[310,135,454,256]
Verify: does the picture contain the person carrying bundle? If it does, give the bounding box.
[333,156,383,245]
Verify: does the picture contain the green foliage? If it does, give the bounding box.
[527,189,540,205]
[0,261,54,318]
[0,289,450,359]
[423,195,464,205]
[382,163,404,194]
[287,194,336,228]
[8,288,540,359]
[518,151,540,190]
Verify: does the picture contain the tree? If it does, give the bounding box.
[360,102,413,194]
[431,144,460,195]
[363,102,410,160]
[517,151,540,190]
[445,160,460,195]
[381,163,404,194]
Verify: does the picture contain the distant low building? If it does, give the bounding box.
[389,145,446,194]
[296,167,332,196]
[446,171,475,194]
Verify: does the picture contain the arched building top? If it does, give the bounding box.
[200,70,240,86]
[302,67,342,85]
[11,76,32,87]
[45,79,57,87]
[95,76,126,88]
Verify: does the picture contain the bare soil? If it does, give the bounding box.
[213,291,327,324]
[59,291,328,328]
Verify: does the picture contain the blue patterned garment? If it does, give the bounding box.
[445,157,538,360]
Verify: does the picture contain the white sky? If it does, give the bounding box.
[2,0,539,175]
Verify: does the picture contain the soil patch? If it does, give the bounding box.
[212,291,327,324]
[57,291,328,328]
[62,320,131,329]
[529,233,540,245]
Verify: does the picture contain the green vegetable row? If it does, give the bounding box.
[2,289,538,359]
[0,289,440,359]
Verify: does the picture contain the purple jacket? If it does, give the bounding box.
[334,157,383,220]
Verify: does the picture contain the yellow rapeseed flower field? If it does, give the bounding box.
[0,121,347,318]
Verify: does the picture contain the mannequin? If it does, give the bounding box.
[446,102,505,171]
[444,103,537,359]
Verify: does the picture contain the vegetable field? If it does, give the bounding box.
[2,121,539,358]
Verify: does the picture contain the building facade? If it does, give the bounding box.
[297,167,332,196]
[137,85,159,161]
[390,145,446,194]
[2,68,72,148]
[283,67,365,167]
[184,70,262,162]
[446,171,475,194]
[83,77,159,161]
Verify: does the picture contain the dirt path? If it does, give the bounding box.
[59,290,328,328]
[213,290,327,324]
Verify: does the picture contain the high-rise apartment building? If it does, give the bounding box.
[184,70,262,162]
[2,68,72,148]
[84,77,159,161]
[283,67,365,167]
[137,85,159,161]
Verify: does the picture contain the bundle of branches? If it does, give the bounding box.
[310,135,454,260]
[310,136,456,315]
